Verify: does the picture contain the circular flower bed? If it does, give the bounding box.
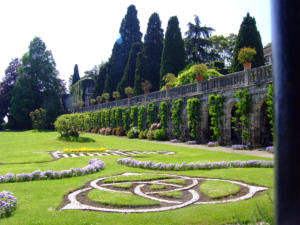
[0,191,17,218]
[0,159,105,183]
[265,146,274,153]
[117,158,274,171]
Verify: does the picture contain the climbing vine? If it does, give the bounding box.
[130,106,138,128]
[122,108,130,131]
[137,105,146,131]
[110,108,116,128]
[266,84,274,141]
[187,98,201,141]
[104,109,110,127]
[232,89,251,145]
[171,99,183,138]
[158,101,169,130]
[147,103,157,128]
[114,107,123,127]
[208,94,224,141]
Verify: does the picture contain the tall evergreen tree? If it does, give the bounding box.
[0,58,21,124]
[134,51,146,96]
[104,4,142,94]
[160,16,185,87]
[117,42,142,97]
[10,37,63,129]
[232,13,265,72]
[92,62,110,98]
[72,64,80,85]
[184,15,214,63]
[143,13,164,91]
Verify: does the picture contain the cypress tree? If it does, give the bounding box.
[232,13,265,72]
[72,64,80,85]
[160,16,185,87]
[104,4,142,94]
[93,62,110,98]
[117,42,142,97]
[134,51,146,96]
[143,13,164,91]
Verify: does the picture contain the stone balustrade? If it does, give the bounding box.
[75,65,272,113]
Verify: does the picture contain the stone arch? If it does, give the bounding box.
[223,100,238,145]
[250,97,273,147]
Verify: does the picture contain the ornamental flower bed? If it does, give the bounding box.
[0,191,17,218]
[207,141,218,147]
[265,146,274,153]
[63,147,106,153]
[0,159,105,183]
[117,158,274,171]
[232,145,249,150]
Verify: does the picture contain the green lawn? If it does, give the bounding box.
[199,180,241,199]
[0,130,274,225]
[87,189,159,206]
[159,191,183,198]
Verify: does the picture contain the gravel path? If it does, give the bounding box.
[142,140,274,159]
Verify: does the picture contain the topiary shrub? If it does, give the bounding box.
[54,114,82,138]
[153,129,168,141]
[187,98,201,141]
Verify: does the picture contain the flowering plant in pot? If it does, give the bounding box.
[163,73,176,89]
[124,86,134,98]
[90,98,96,105]
[96,95,103,104]
[101,92,110,103]
[141,80,152,94]
[238,47,256,70]
[194,63,207,82]
[112,91,120,100]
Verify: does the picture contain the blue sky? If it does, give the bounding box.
[0,0,271,85]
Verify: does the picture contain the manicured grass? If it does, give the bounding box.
[199,180,241,198]
[112,183,132,189]
[159,191,183,198]
[103,175,172,183]
[0,131,274,225]
[150,184,165,190]
[163,179,185,185]
[87,189,159,206]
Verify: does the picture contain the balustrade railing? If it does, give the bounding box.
[75,65,272,113]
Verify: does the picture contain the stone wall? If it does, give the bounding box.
[73,65,273,147]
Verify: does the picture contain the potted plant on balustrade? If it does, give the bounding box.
[238,47,256,70]
[124,86,134,98]
[163,73,176,89]
[102,92,110,103]
[77,100,85,109]
[96,96,103,104]
[141,80,152,94]
[112,91,120,101]
[90,98,96,105]
[194,63,208,82]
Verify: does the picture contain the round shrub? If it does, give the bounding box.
[153,129,168,141]
[138,129,148,139]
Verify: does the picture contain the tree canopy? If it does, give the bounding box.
[9,37,64,129]
[184,15,214,63]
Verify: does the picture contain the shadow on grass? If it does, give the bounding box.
[57,136,95,143]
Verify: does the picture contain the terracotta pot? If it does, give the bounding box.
[196,76,203,82]
[144,90,150,94]
[105,100,109,103]
[166,84,171,89]
[116,97,120,100]
[128,94,133,98]
[243,62,252,70]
